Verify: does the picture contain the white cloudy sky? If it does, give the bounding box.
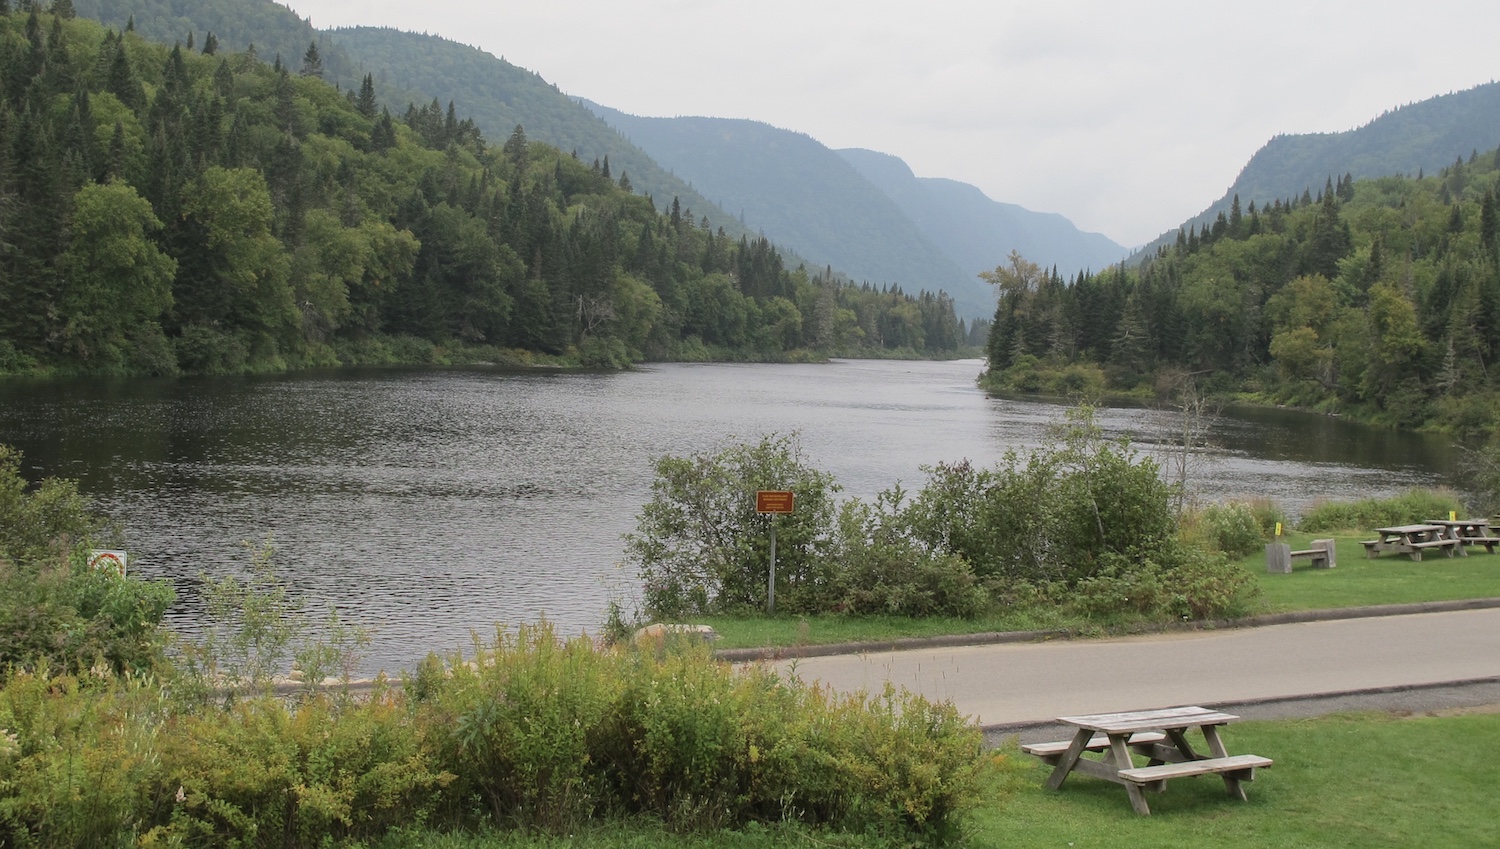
[283,0,1498,247]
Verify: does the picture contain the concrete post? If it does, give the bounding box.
[1266,542,1292,574]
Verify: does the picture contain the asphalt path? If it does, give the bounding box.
[768,608,1500,742]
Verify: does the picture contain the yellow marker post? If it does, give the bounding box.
[1450,510,1457,521]
[1275,522,1283,538]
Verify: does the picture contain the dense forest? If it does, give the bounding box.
[983,151,1500,433]
[0,5,973,377]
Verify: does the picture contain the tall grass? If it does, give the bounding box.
[1298,489,1465,532]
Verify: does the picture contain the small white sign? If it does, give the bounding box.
[88,550,127,577]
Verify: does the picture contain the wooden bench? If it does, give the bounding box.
[1457,536,1500,554]
[1118,754,1272,787]
[1408,538,1459,560]
[1022,731,1166,760]
[1266,539,1335,573]
[1118,754,1272,814]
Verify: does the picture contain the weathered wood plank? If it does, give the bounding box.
[1057,706,1239,735]
[1022,731,1166,758]
[1117,754,1272,784]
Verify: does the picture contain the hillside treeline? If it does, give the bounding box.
[0,7,969,376]
[984,150,1500,432]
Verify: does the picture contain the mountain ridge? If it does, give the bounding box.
[836,148,1128,278]
[581,103,996,317]
[1132,80,1500,262]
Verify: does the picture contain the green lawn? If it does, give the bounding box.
[365,710,1500,849]
[1245,531,1500,611]
[974,709,1500,849]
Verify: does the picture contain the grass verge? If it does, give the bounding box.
[698,532,1500,651]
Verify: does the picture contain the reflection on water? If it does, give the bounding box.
[0,360,1458,673]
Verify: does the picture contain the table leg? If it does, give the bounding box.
[1044,728,1093,791]
[1201,725,1248,801]
[1104,733,1135,769]
[1125,780,1153,815]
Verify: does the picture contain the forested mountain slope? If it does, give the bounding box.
[1133,81,1500,262]
[72,0,756,252]
[321,26,762,250]
[0,8,969,377]
[837,147,1127,281]
[582,104,995,318]
[983,149,1500,434]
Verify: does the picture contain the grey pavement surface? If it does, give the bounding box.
[764,607,1500,744]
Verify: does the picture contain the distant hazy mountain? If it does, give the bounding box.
[1134,81,1500,261]
[582,105,997,317]
[837,148,1127,278]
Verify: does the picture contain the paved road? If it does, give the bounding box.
[771,608,1500,738]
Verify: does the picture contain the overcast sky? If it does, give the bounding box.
[283,0,1498,247]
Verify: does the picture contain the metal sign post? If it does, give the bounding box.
[756,490,795,614]
[768,518,778,614]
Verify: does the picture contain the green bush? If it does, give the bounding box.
[0,673,166,848]
[2,628,991,846]
[1298,489,1465,532]
[626,409,1220,623]
[151,690,449,846]
[612,647,747,829]
[626,434,840,617]
[0,446,175,677]
[1197,502,1267,557]
[906,407,1179,586]
[829,493,988,617]
[1246,498,1288,539]
[416,624,618,830]
[1069,542,1258,621]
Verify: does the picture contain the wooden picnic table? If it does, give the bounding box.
[1025,706,1271,815]
[1426,519,1500,555]
[1362,524,1458,561]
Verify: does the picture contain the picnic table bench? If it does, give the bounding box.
[1426,519,1500,555]
[1362,524,1458,561]
[1027,706,1271,815]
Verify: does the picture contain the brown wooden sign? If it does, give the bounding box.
[756,490,794,514]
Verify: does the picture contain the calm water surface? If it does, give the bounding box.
[0,360,1458,673]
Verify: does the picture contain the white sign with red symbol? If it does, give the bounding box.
[88,549,128,577]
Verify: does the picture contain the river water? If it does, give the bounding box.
[0,359,1458,673]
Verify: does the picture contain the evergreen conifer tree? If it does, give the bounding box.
[1480,189,1498,250]
[300,41,322,77]
[356,73,377,118]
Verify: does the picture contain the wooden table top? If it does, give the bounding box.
[1374,524,1444,534]
[1056,705,1240,735]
